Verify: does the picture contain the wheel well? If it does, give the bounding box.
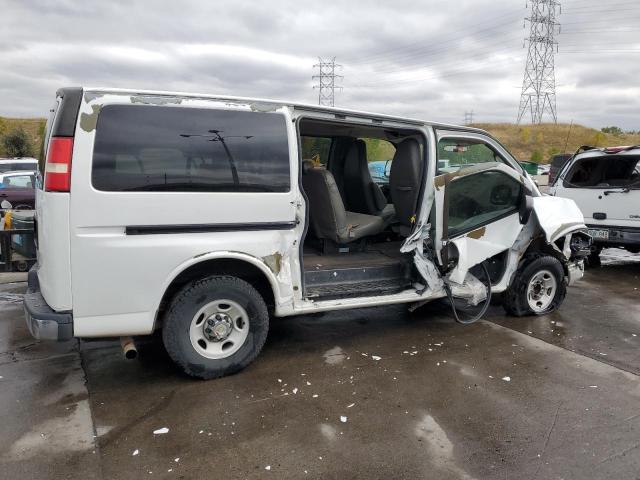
[158,259,276,322]
[523,235,568,275]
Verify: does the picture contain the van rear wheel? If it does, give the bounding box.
[162,276,269,379]
[502,254,566,317]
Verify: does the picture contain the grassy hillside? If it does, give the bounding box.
[475,123,640,163]
[2,115,639,165]
[0,117,46,157]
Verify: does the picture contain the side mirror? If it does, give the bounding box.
[1,200,12,210]
[519,192,533,225]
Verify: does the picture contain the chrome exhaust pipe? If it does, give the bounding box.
[120,336,138,360]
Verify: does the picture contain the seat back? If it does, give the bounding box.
[343,139,387,215]
[389,138,423,228]
[302,160,347,243]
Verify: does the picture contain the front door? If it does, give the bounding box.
[432,134,528,284]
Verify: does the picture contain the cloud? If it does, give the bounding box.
[0,0,638,129]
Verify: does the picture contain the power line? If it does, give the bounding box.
[348,10,523,64]
[517,0,561,124]
[312,57,343,107]
[464,111,475,125]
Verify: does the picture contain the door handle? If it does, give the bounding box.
[0,193,7,197]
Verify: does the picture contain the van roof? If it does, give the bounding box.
[79,86,486,134]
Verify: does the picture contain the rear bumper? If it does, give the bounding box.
[586,224,640,248]
[23,264,73,341]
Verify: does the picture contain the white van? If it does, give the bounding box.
[550,145,640,264]
[24,87,591,378]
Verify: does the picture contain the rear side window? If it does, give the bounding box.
[92,105,291,192]
[2,174,34,188]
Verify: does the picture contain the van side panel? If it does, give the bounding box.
[35,89,81,312]
[72,230,297,336]
[36,189,72,311]
[69,95,301,337]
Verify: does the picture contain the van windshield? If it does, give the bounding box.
[563,155,640,188]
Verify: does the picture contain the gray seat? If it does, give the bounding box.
[343,139,395,222]
[302,160,385,244]
[389,138,423,235]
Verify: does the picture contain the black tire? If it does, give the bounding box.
[162,275,269,379]
[502,254,566,317]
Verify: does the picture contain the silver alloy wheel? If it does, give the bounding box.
[189,299,249,359]
[526,269,557,313]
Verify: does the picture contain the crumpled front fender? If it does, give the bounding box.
[532,196,586,243]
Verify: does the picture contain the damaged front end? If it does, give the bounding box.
[405,164,591,321]
[532,195,591,286]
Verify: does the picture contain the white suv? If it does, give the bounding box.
[24,87,590,379]
[550,145,640,264]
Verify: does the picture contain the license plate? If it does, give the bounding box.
[588,228,609,240]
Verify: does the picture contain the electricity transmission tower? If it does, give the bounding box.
[313,57,343,107]
[464,111,475,125]
[517,0,561,124]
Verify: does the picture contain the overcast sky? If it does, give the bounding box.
[1,0,639,129]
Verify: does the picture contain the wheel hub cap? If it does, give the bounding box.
[205,314,233,341]
[526,269,557,313]
[189,299,250,360]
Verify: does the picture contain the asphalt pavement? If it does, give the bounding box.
[1,250,639,479]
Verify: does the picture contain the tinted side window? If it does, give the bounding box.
[448,171,522,237]
[92,105,290,192]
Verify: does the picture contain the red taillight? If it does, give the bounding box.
[45,137,73,192]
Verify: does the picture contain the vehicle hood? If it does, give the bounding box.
[532,196,586,243]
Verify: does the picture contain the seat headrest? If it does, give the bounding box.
[393,138,421,163]
[302,160,316,174]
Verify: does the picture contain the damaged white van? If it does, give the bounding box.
[25,87,591,378]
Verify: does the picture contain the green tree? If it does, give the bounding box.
[3,127,33,157]
[601,126,623,136]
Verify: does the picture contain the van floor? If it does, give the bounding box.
[302,241,413,299]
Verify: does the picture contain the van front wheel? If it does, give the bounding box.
[502,254,566,317]
[162,276,269,379]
